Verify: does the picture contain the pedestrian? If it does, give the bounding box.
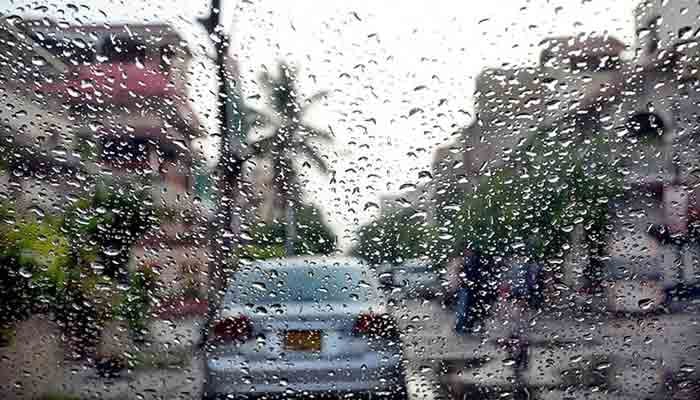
[454,248,483,334]
[525,260,544,309]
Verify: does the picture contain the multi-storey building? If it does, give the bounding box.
[429,5,700,395]
[0,17,208,301]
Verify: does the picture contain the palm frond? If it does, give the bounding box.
[244,106,275,128]
[258,62,299,117]
[302,90,329,115]
[278,62,296,90]
[249,128,281,158]
[248,61,332,207]
[298,141,330,174]
[300,124,334,142]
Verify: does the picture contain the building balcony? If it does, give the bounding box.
[37,61,182,105]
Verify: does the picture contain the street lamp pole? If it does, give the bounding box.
[199,0,246,340]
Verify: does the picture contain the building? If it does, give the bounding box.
[431,6,700,395]
[0,17,209,301]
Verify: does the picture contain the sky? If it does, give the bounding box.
[0,0,639,249]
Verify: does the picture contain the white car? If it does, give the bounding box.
[204,256,405,399]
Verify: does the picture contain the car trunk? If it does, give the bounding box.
[217,302,388,359]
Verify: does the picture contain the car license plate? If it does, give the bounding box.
[284,330,322,351]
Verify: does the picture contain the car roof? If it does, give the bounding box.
[244,256,369,271]
[396,258,433,268]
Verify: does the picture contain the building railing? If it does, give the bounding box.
[37,61,181,104]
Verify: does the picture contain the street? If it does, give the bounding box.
[12,295,693,400]
[392,297,700,399]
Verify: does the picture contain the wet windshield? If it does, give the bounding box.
[2,1,700,400]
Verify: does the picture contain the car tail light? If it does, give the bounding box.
[353,312,397,338]
[211,315,253,343]
[499,283,511,298]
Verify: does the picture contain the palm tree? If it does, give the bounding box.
[252,62,333,256]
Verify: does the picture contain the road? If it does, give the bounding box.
[45,297,700,400]
[391,296,700,400]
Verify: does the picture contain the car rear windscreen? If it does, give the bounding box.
[227,265,377,304]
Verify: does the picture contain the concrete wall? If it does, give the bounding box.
[0,315,64,400]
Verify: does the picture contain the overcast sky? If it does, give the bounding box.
[1,0,639,248]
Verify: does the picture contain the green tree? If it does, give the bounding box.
[253,62,333,256]
[0,203,80,343]
[453,128,622,268]
[2,217,72,286]
[0,186,159,349]
[59,186,159,342]
[119,266,158,341]
[63,184,158,281]
[353,209,446,265]
[240,203,337,259]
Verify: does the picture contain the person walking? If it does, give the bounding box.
[454,248,483,334]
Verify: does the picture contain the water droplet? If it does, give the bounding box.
[31,56,46,66]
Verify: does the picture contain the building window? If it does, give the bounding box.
[99,35,146,63]
[101,136,151,168]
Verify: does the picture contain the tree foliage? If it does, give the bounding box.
[453,130,622,263]
[0,184,159,341]
[2,217,71,287]
[354,209,447,265]
[240,203,337,259]
[63,184,157,280]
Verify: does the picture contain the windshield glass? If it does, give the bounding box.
[227,265,377,304]
[3,1,700,400]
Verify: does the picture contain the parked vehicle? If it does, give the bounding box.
[389,259,443,300]
[204,256,404,399]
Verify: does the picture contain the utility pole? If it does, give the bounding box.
[285,201,297,256]
[199,0,246,340]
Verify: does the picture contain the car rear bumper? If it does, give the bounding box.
[205,353,404,397]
